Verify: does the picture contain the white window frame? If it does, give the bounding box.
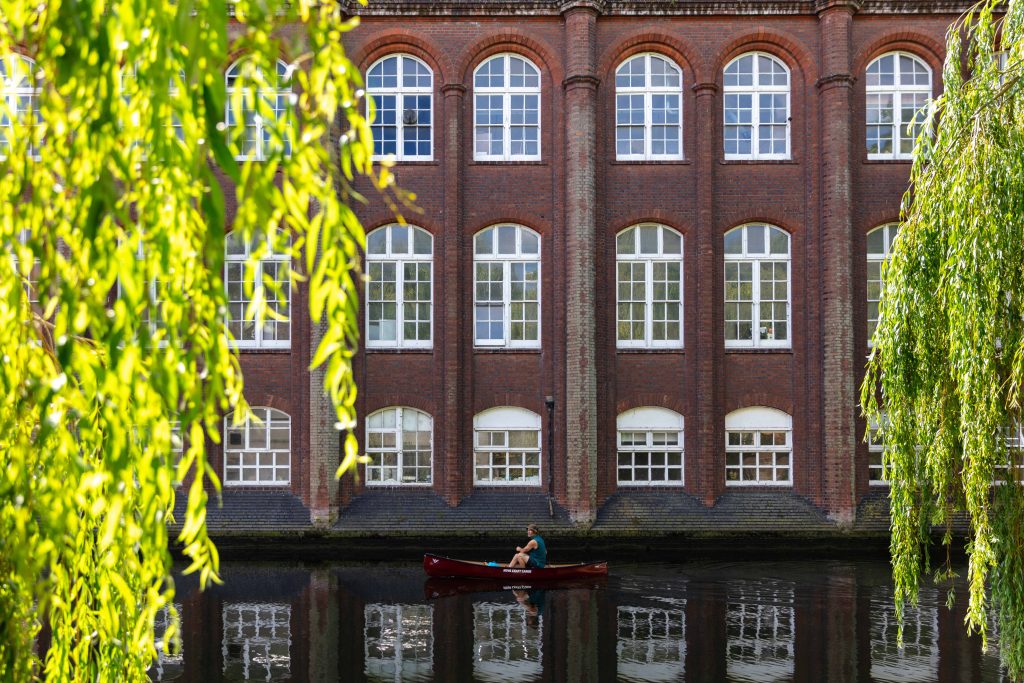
[614,53,684,161]
[473,53,542,161]
[473,407,542,486]
[365,224,433,349]
[866,223,898,346]
[616,223,684,349]
[724,224,791,349]
[999,422,1024,485]
[12,228,39,304]
[725,407,793,486]
[224,230,291,349]
[473,224,541,348]
[223,407,291,486]
[225,58,293,161]
[723,52,791,160]
[867,415,889,486]
[0,53,41,160]
[365,407,433,486]
[866,51,932,160]
[366,54,434,162]
[616,407,685,486]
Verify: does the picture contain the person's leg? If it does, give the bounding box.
[509,552,529,568]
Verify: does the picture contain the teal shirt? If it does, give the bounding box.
[527,534,547,568]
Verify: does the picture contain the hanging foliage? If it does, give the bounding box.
[862,0,1024,679]
[0,0,393,679]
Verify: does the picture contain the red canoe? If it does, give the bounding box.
[423,553,608,580]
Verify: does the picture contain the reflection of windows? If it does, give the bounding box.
[617,606,686,683]
[724,224,790,348]
[473,225,541,348]
[364,604,434,682]
[225,59,292,160]
[224,407,291,485]
[366,224,433,348]
[473,407,542,486]
[366,54,433,160]
[366,407,433,485]
[723,52,790,160]
[866,52,931,159]
[616,224,684,348]
[726,582,795,682]
[222,603,291,680]
[615,53,683,160]
[867,223,898,343]
[725,407,792,486]
[869,587,938,683]
[150,604,184,681]
[225,230,291,349]
[616,407,684,486]
[474,54,541,161]
[473,602,542,683]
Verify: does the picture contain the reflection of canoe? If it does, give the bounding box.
[423,553,608,580]
[424,576,607,600]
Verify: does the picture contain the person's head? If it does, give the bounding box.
[527,523,539,536]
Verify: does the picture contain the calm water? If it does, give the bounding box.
[154,556,1011,682]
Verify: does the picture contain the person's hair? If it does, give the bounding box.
[527,523,539,533]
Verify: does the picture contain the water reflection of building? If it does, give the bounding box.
[616,605,685,682]
[726,581,796,682]
[151,604,184,682]
[221,603,292,680]
[364,604,433,682]
[472,602,543,682]
[869,587,939,683]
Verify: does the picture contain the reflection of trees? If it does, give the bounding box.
[364,603,434,682]
[869,587,939,683]
[150,604,184,681]
[616,605,686,683]
[473,601,543,682]
[221,603,291,680]
[726,581,795,682]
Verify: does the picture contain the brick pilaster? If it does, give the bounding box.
[442,82,467,506]
[562,4,600,522]
[308,315,340,526]
[817,0,859,523]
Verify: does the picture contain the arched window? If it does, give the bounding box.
[725,407,792,485]
[724,224,790,348]
[366,224,433,348]
[473,224,541,348]
[225,58,292,161]
[0,54,41,158]
[225,230,291,349]
[866,223,898,343]
[723,52,790,160]
[365,407,433,485]
[866,52,931,159]
[473,407,542,485]
[473,53,541,161]
[366,54,433,161]
[616,407,684,485]
[615,53,683,160]
[224,407,291,485]
[616,224,684,348]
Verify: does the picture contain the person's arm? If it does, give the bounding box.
[523,539,538,552]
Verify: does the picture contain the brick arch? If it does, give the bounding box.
[363,400,437,421]
[860,213,901,237]
[615,396,687,417]
[713,27,818,85]
[597,32,705,86]
[353,30,453,86]
[854,32,946,80]
[723,399,794,417]
[456,30,563,86]
[467,214,551,239]
[613,215,690,236]
[363,215,444,239]
[231,396,289,415]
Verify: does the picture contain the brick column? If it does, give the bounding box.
[308,315,340,526]
[561,1,601,523]
[816,0,859,523]
[441,82,467,505]
[693,81,721,507]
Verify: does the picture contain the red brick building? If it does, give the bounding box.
[194,0,971,536]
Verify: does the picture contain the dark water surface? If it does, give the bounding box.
[154,556,1011,682]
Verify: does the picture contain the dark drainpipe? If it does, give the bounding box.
[545,396,555,517]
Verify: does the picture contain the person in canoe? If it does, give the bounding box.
[508,523,547,569]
